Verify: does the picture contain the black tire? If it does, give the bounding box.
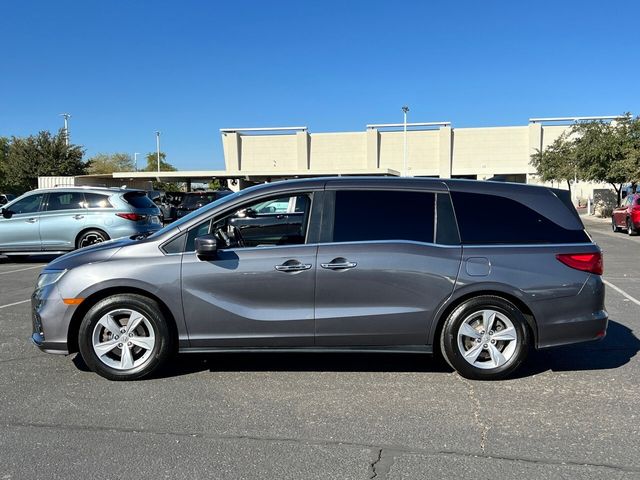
[612,217,621,232]
[627,218,637,236]
[78,294,173,381]
[440,295,531,380]
[76,229,110,249]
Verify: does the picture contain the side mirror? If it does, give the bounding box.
[1,208,13,219]
[195,234,219,258]
[237,208,257,218]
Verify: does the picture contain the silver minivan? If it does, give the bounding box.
[31,178,607,380]
[0,187,162,254]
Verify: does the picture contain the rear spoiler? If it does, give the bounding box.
[549,187,581,223]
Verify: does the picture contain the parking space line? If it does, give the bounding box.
[0,265,45,275]
[0,299,30,310]
[604,279,640,307]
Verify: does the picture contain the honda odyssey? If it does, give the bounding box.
[31,177,607,380]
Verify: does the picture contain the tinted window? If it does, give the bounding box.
[8,194,44,214]
[122,192,155,208]
[450,191,590,244]
[45,191,85,211]
[182,192,231,208]
[332,190,435,243]
[84,193,112,208]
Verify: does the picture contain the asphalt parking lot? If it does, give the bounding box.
[0,216,639,480]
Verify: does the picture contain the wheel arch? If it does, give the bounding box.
[430,288,538,357]
[67,286,179,354]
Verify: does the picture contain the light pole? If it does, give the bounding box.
[402,106,409,176]
[155,131,161,172]
[133,152,141,172]
[60,113,71,146]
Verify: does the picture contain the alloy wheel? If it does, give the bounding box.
[91,308,156,370]
[456,309,518,370]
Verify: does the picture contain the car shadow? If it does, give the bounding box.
[147,320,638,380]
[0,254,61,264]
[515,319,640,378]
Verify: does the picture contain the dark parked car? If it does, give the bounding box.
[156,191,186,224]
[31,177,607,381]
[612,193,640,235]
[175,191,232,219]
[0,193,15,206]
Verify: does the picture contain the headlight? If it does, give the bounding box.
[36,270,67,289]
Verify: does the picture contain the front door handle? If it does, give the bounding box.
[26,218,37,223]
[320,258,357,270]
[275,261,312,272]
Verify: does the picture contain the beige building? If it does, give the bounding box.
[53,115,616,208]
[219,116,619,202]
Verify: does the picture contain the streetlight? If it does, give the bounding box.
[133,152,141,172]
[60,113,71,146]
[402,106,409,176]
[155,131,161,172]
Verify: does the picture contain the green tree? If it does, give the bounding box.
[530,132,579,193]
[86,153,135,174]
[0,137,9,191]
[208,178,226,190]
[572,115,637,204]
[3,129,86,192]
[142,151,179,191]
[142,151,177,172]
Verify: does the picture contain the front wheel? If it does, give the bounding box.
[78,294,173,381]
[627,218,637,236]
[440,296,531,380]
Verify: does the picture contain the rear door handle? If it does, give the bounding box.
[320,260,357,270]
[26,218,37,223]
[275,262,312,272]
[73,214,84,220]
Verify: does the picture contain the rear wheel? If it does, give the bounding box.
[440,296,531,380]
[627,218,637,236]
[76,229,109,249]
[78,294,173,380]
[612,217,621,232]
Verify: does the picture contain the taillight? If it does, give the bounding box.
[556,252,603,275]
[116,213,145,221]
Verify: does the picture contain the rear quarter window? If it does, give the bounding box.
[122,192,156,209]
[450,191,590,244]
[84,193,113,208]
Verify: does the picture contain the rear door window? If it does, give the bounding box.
[450,191,590,244]
[45,191,85,211]
[331,190,435,243]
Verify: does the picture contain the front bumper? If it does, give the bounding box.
[31,332,68,354]
[30,284,72,355]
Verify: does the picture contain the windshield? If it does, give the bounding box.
[148,189,244,238]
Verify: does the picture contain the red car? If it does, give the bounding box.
[612,193,640,235]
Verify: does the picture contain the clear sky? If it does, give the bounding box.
[1,0,638,170]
